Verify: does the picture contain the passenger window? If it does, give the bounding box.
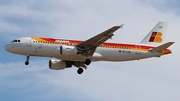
[18,40,20,42]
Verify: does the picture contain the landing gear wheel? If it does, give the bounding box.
[25,55,30,65]
[85,59,91,65]
[25,61,29,65]
[77,68,84,74]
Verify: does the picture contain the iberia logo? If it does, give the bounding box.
[149,32,162,43]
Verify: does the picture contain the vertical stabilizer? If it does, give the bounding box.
[140,22,168,46]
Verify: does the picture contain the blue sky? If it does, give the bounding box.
[0,0,180,101]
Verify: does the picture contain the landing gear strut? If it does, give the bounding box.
[25,56,30,65]
[85,59,91,65]
[84,52,91,65]
[77,68,84,74]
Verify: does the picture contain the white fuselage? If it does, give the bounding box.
[5,37,167,62]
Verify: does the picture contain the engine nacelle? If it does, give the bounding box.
[54,45,78,56]
[49,60,71,70]
[60,45,78,55]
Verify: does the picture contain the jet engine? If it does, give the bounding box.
[60,45,78,55]
[54,45,79,56]
[49,60,72,70]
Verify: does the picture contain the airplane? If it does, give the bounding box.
[4,22,174,74]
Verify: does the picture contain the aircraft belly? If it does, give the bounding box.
[96,48,163,61]
[96,48,132,61]
[54,53,103,62]
[54,55,86,62]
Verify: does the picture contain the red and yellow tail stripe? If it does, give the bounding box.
[149,32,163,43]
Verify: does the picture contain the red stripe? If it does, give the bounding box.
[149,32,157,42]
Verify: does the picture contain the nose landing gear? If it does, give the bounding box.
[25,61,29,65]
[25,56,30,65]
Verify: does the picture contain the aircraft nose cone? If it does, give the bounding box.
[4,44,12,52]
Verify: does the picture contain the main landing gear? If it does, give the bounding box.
[25,56,30,65]
[77,68,83,74]
[77,59,91,74]
[84,52,91,65]
[85,59,91,65]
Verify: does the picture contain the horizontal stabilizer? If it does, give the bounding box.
[150,42,174,52]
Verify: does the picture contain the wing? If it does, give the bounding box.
[76,24,124,56]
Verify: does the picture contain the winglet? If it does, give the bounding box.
[150,42,174,52]
[120,24,124,29]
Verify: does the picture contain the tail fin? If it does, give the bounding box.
[140,22,168,46]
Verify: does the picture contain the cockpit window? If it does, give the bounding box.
[12,40,17,42]
[11,40,20,43]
